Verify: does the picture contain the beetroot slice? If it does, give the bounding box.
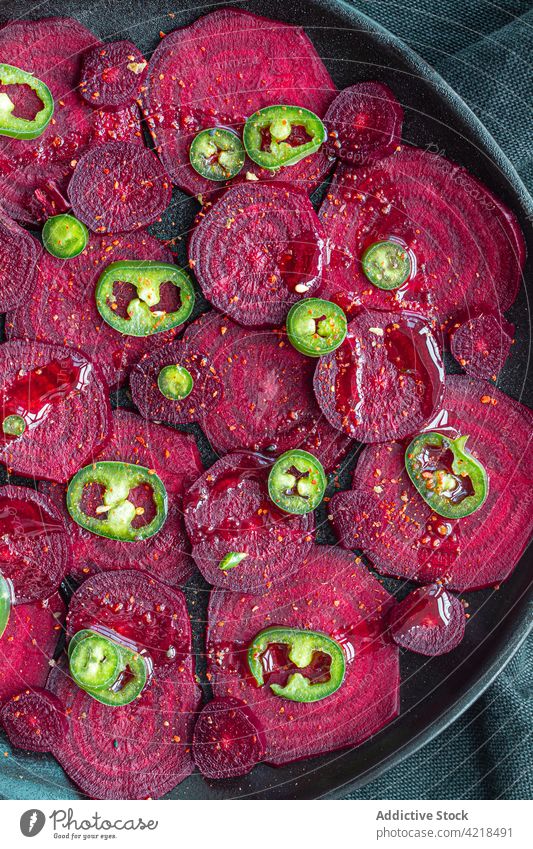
[318,149,525,325]
[0,593,65,702]
[0,486,70,604]
[193,698,266,779]
[66,570,194,669]
[324,82,403,164]
[0,687,68,752]
[47,660,200,799]
[68,141,171,233]
[6,231,178,389]
[207,545,399,764]
[40,410,202,586]
[389,584,465,656]
[188,183,326,326]
[143,8,336,196]
[0,341,110,482]
[184,452,314,593]
[131,313,229,426]
[330,376,533,591]
[80,40,147,111]
[313,309,445,442]
[199,321,352,472]
[450,313,514,380]
[0,18,142,225]
[0,209,41,312]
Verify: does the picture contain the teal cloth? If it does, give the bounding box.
[343,0,532,800]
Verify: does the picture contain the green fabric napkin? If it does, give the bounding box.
[344,0,532,800]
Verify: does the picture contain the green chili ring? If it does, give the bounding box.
[248,626,346,703]
[66,461,168,542]
[286,298,347,357]
[157,365,194,401]
[405,432,489,519]
[0,63,54,140]
[189,127,245,181]
[0,574,12,639]
[42,214,89,259]
[268,449,327,514]
[243,105,326,170]
[95,260,195,337]
[361,239,412,290]
[68,629,148,707]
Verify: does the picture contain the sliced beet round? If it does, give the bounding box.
[0,18,143,225]
[330,376,533,591]
[68,140,172,233]
[0,593,65,702]
[66,570,193,668]
[6,231,179,388]
[189,183,325,326]
[0,687,68,752]
[450,313,514,380]
[142,8,336,196]
[0,209,41,312]
[40,410,202,586]
[389,584,465,656]
[0,485,71,604]
[80,40,147,111]
[131,313,229,426]
[207,545,399,764]
[199,321,352,472]
[313,309,445,442]
[47,659,200,799]
[324,82,403,164]
[184,452,314,593]
[318,149,525,325]
[193,698,266,779]
[0,341,111,482]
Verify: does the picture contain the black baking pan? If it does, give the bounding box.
[0,0,531,800]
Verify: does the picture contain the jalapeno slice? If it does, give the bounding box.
[68,629,149,707]
[0,574,12,639]
[248,626,346,703]
[268,449,326,514]
[243,105,326,170]
[219,552,248,571]
[286,298,347,357]
[189,128,245,181]
[157,365,194,401]
[361,240,412,289]
[66,461,168,542]
[95,260,195,337]
[2,415,26,437]
[0,63,54,140]
[405,432,489,519]
[69,633,121,690]
[42,214,89,259]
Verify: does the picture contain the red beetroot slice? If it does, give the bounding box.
[188,183,325,326]
[66,570,194,669]
[0,209,41,312]
[193,697,266,779]
[0,341,110,482]
[0,593,65,702]
[184,452,314,593]
[200,321,352,471]
[0,485,71,604]
[0,687,68,752]
[80,40,147,111]
[143,8,336,196]
[450,313,514,380]
[314,309,445,442]
[330,376,533,591]
[318,149,525,325]
[207,545,399,764]
[68,141,171,233]
[389,584,465,656]
[40,410,202,586]
[0,18,143,225]
[324,82,403,165]
[131,312,229,426]
[6,231,179,388]
[47,660,200,799]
